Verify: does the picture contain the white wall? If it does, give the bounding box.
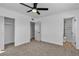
[40,15,64,45]
[39,9,79,47]
[0,7,30,48]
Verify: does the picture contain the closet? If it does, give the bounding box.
[4,17,15,46]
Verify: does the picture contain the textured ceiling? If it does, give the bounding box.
[0,3,79,18]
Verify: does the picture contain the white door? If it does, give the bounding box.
[0,16,4,50]
[72,18,76,47]
[35,21,41,41]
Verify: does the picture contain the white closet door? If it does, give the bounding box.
[0,16,4,50]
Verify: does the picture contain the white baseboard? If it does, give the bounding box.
[0,50,5,54]
[15,40,30,46]
[41,40,63,46]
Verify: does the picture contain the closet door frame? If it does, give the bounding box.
[4,16,15,50]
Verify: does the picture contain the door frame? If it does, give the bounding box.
[63,17,76,47]
[4,16,15,49]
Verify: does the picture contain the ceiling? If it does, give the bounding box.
[0,3,79,18]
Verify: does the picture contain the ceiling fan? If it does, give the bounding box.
[20,3,48,15]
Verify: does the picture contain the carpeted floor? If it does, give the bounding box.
[0,40,79,56]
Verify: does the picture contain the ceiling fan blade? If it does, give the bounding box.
[20,3,33,9]
[33,3,38,8]
[37,11,40,15]
[37,8,48,10]
[27,10,32,12]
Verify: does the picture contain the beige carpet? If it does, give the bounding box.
[0,40,79,56]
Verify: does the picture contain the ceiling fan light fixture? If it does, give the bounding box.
[32,9,37,13]
[20,3,48,15]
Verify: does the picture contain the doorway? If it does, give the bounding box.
[4,17,15,49]
[30,22,35,41]
[30,21,41,42]
[63,17,76,48]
